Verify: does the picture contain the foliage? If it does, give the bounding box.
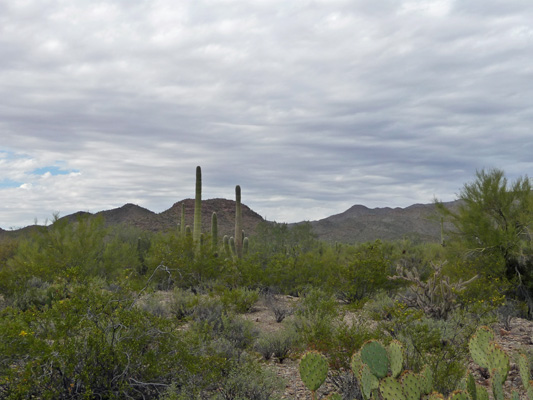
[332,240,401,305]
[219,287,259,313]
[290,288,340,350]
[0,281,190,399]
[389,261,478,320]
[255,327,298,363]
[437,168,533,315]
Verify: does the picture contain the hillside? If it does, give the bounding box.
[307,200,460,243]
[0,199,460,244]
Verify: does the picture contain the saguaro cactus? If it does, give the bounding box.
[211,212,218,253]
[234,185,243,258]
[193,166,202,244]
[179,202,185,236]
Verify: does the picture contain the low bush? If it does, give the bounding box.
[219,287,259,313]
[0,282,191,399]
[255,328,298,363]
[170,287,198,320]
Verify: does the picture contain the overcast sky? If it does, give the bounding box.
[1,0,532,229]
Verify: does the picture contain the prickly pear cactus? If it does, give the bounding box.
[487,343,509,383]
[359,363,379,400]
[475,384,490,400]
[379,376,406,400]
[518,352,530,389]
[351,351,363,376]
[299,351,328,394]
[491,369,504,400]
[400,371,421,400]
[361,340,389,379]
[468,326,494,369]
[388,340,404,378]
[428,392,445,399]
[465,372,476,400]
[420,365,433,395]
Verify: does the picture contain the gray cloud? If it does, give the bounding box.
[1,0,533,228]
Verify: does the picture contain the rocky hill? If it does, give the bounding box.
[0,199,460,244]
[307,200,460,244]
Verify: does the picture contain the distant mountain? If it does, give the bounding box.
[0,199,460,244]
[307,201,460,244]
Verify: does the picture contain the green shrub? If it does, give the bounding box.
[255,328,298,363]
[212,358,284,400]
[170,287,199,320]
[331,240,399,304]
[0,281,206,399]
[220,287,259,313]
[289,288,339,351]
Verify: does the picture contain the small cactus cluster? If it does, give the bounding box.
[462,325,532,400]
[298,326,533,400]
[352,339,433,400]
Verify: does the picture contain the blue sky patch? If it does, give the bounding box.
[31,166,79,176]
[0,179,23,189]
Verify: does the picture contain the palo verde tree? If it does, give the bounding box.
[438,168,533,315]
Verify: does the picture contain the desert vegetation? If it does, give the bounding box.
[0,167,532,399]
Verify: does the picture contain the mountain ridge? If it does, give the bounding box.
[0,199,460,244]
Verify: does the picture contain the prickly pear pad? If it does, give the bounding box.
[468,326,494,369]
[487,342,509,383]
[361,340,389,379]
[359,364,379,400]
[388,340,403,378]
[518,353,530,389]
[379,376,406,400]
[299,351,328,392]
[400,371,421,400]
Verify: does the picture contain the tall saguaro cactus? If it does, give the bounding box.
[234,185,243,258]
[193,166,202,244]
[211,212,218,253]
[179,202,185,236]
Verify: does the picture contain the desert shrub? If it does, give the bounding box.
[218,315,258,352]
[219,287,259,313]
[137,291,173,318]
[289,288,339,350]
[191,296,226,331]
[331,240,400,304]
[329,370,362,400]
[190,299,257,353]
[0,216,109,295]
[255,328,298,363]
[0,281,200,399]
[263,292,294,323]
[327,319,381,371]
[0,237,18,264]
[212,359,284,400]
[170,287,199,320]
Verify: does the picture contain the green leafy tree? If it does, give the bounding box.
[438,169,533,315]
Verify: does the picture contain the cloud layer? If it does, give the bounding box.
[1,0,532,229]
